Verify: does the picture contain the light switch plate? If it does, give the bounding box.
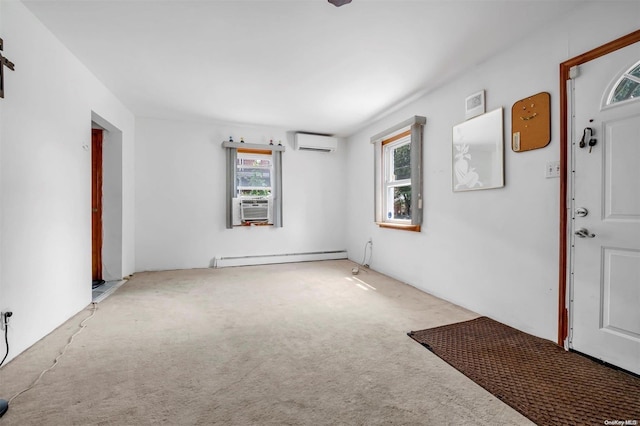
[545,161,560,178]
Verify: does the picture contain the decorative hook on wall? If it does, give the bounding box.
[0,37,16,99]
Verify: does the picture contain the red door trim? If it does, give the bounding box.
[92,129,103,282]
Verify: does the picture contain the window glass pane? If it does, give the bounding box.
[386,185,411,221]
[629,63,640,79]
[238,158,272,168]
[237,168,271,187]
[393,143,411,181]
[611,77,640,104]
[237,156,272,196]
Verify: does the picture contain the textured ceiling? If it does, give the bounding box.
[23,0,585,136]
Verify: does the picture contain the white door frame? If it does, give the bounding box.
[558,29,640,347]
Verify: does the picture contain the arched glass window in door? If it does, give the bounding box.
[607,60,640,105]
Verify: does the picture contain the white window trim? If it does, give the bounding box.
[371,116,426,231]
[605,59,640,106]
[383,136,412,224]
[237,152,274,196]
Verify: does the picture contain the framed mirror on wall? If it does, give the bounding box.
[452,107,504,192]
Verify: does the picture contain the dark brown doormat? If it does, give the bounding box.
[408,316,640,426]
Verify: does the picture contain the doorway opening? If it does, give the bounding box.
[558,30,640,376]
[91,128,104,288]
[90,112,124,294]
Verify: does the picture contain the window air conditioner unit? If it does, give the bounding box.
[294,133,338,152]
[240,198,271,223]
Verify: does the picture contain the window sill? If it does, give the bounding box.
[376,222,421,232]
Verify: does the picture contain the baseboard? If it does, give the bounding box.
[212,250,348,268]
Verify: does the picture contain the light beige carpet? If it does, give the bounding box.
[0,260,533,425]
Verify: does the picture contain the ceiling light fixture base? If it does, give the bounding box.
[328,0,352,7]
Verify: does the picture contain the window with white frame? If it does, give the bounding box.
[236,152,273,197]
[222,141,284,228]
[606,59,640,105]
[372,116,425,231]
[383,131,412,222]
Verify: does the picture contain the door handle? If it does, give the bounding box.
[575,228,596,238]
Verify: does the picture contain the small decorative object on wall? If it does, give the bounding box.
[452,107,504,192]
[0,37,16,99]
[511,92,551,152]
[465,90,485,120]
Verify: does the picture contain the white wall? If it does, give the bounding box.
[2,0,636,366]
[135,118,347,271]
[0,1,135,364]
[346,2,640,341]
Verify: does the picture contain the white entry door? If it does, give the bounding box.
[570,41,640,375]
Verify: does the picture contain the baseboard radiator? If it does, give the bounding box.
[212,250,348,268]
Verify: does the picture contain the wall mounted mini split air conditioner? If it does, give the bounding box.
[294,133,338,152]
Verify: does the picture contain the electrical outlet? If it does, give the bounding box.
[368,237,373,246]
[545,161,560,178]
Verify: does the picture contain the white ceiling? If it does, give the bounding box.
[23,0,585,136]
